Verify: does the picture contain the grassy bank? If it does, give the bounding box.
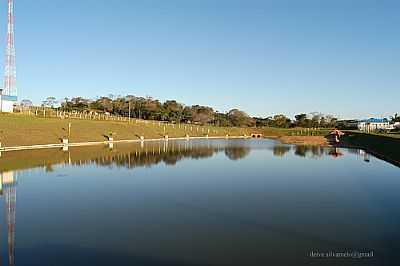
[258,127,330,138]
[0,113,258,147]
[0,113,333,147]
[341,131,400,166]
[1,113,400,167]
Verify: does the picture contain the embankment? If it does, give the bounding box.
[340,131,400,167]
[0,114,252,148]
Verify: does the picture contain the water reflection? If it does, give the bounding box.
[273,145,362,160]
[224,146,251,160]
[293,145,329,158]
[0,140,375,174]
[0,171,16,266]
[0,140,393,265]
[0,140,256,173]
[272,145,328,159]
[272,146,291,157]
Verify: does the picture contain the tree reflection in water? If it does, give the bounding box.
[272,146,291,157]
[294,145,344,159]
[0,140,368,175]
[270,144,350,160]
[224,147,251,160]
[0,140,254,174]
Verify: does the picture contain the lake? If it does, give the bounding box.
[0,139,399,266]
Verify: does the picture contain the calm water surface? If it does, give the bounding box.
[0,139,399,266]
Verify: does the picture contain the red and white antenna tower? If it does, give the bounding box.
[3,0,17,97]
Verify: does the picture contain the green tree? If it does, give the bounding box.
[391,113,400,123]
[273,114,292,128]
[295,113,308,127]
[190,105,214,125]
[163,100,184,122]
[227,109,256,127]
[42,97,58,108]
[214,112,231,127]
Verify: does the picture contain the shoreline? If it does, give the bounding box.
[0,135,248,153]
[1,114,399,168]
[277,135,400,168]
[0,135,330,153]
[1,134,399,168]
[338,142,400,168]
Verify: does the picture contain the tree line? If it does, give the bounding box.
[22,95,339,128]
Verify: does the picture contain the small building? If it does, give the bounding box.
[0,89,17,113]
[357,118,390,132]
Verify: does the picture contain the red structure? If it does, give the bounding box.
[3,0,17,97]
[330,129,345,143]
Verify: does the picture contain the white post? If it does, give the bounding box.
[140,140,144,149]
[62,138,69,151]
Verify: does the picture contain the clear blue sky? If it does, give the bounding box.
[1,0,399,119]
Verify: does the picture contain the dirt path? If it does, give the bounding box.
[278,136,330,146]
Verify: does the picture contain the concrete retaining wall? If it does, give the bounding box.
[0,136,248,153]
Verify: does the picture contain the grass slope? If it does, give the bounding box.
[342,131,400,165]
[0,113,255,147]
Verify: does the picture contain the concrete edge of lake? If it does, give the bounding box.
[0,135,248,152]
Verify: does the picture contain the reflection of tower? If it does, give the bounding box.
[1,171,16,266]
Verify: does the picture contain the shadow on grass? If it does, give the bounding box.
[341,131,400,167]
